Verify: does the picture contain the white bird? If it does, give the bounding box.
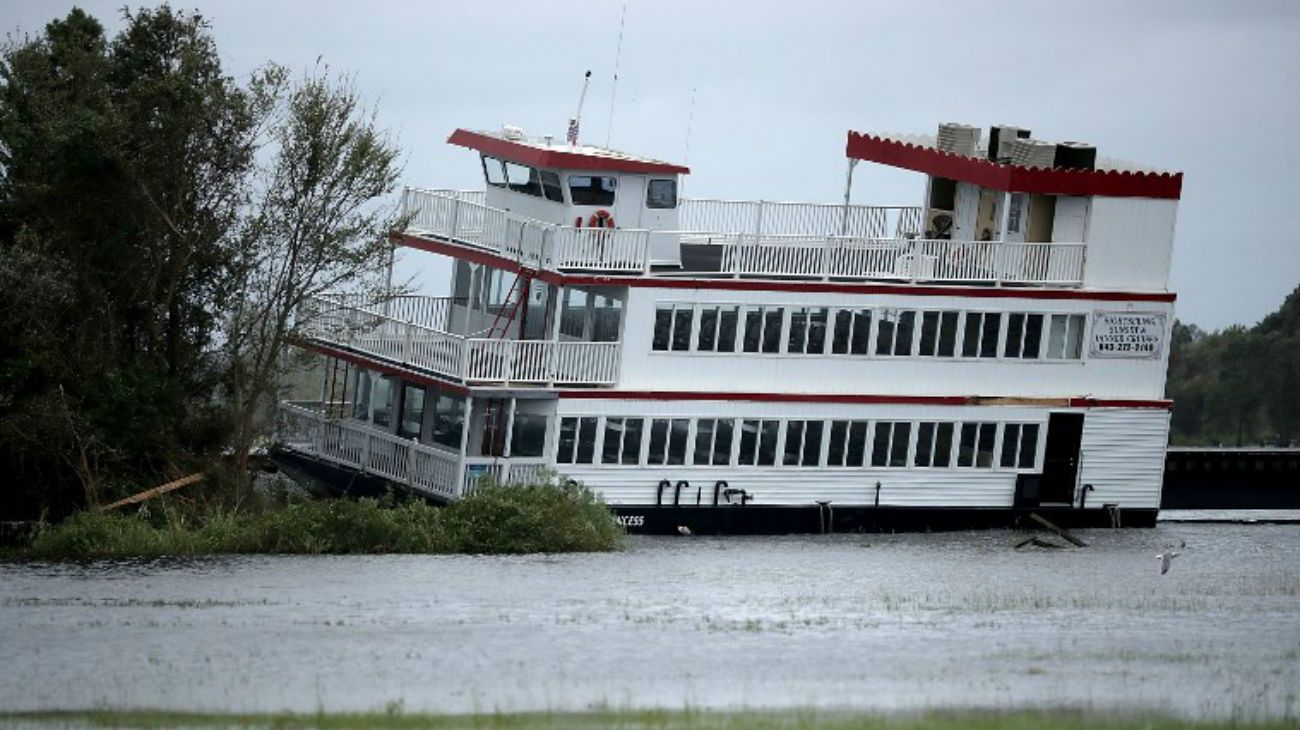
[1157,551,1181,575]
[676,525,692,536]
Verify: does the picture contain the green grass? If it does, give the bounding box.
[18,476,624,561]
[0,708,1292,729]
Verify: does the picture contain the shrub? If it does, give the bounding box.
[23,474,623,560]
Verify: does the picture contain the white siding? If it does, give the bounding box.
[617,287,1173,399]
[1083,197,1178,291]
[1077,409,1170,509]
[1052,196,1089,242]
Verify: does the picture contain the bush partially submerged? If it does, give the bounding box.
[25,476,624,560]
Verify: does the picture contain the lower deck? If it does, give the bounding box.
[277,355,1171,525]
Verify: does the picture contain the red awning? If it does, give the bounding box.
[449,129,690,175]
[845,131,1182,200]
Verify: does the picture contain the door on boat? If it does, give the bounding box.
[1040,413,1084,505]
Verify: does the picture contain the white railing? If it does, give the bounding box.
[279,403,461,499]
[680,197,924,239]
[299,295,621,386]
[551,227,650,272]
[718,237,1085,284]
[461,458,552,492]
[401,188,1082,287]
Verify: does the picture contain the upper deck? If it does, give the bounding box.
[397,123,1183,293]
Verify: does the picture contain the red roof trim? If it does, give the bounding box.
[298,340,471,397]
[557,389,1173,410]
[846,132,1183,200]
[390,232,1177,303]
[448,129,690,176]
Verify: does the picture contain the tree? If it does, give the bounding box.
[223,67,401,480]
[0,7,256,516]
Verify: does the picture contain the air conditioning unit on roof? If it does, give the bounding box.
[1005,138,1057,168]
[936,123,981,157]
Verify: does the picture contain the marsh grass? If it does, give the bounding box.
[0,708,1292,729]
[20,477,624,561]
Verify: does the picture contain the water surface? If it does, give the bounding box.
[1,524,1297,720]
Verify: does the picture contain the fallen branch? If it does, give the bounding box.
[1029,512,1088,547]
[100,473,204,511]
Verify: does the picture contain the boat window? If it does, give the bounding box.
[962,312,1002,359]
[590,292,623,343]
[957,422,997,467]
[646,178,678,209]
[398,385,425,440]
[783,420,825,467]
[351,369,372,421]
[693,418,734,466]
[371,376,394,428]
[510,412,548,458]
[875,310,917,357]
[1005,313,1045,359]
[647,418,689,465]
[827,420,869,467]
[602,417,644,465]
[539,170,565,202]
[430,393,465,449]
[871,421,912,467]
[742,305,785,353]
[568,175,617,206]
[914,422,955,467]
[738,419,780,466]
[787,308,829,354]
[695,305,740,353]
[918,311,960,357]
[481,156,507,188]
[831,309,872,355]
[560,288,589,339]
[504,161,542,197]
[652,304,694,352]
[556,416,598,464]
[1045,314,1085,360]
[1001,423,1039,469]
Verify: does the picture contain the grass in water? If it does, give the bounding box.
[19,475,624,560]
[0,708,1292,729]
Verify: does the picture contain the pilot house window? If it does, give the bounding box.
[568,176,617,206]
[646,179,678,209]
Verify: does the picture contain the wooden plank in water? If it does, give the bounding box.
[1029,512,1088,547]
[100,473,204,511]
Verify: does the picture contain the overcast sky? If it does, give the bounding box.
[5,0,1298,329]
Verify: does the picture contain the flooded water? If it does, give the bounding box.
[1,524,1298,722]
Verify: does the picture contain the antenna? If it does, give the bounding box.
[566,70,592,145]
[605,3,627,148]
[683,87,697,190]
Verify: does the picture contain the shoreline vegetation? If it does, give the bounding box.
[12,476,625,561]
[0,708,1293,729]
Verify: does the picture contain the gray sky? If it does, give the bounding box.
[5,0,1298,329]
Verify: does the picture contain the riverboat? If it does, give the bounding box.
[276,120,1183,533]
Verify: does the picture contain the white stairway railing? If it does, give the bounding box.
[278,403,461,499]
[298,295,621,386]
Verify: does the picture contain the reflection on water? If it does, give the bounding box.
[1,524,1297,720]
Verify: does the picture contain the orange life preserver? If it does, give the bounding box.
[587,209,615,228]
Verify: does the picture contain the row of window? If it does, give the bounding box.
[481,155,678,209]
[652,304,1086,361]
[556,416,1041,471]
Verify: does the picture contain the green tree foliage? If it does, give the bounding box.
[1167,285,1299,446]
[0,7,254,515]
[0,7,399,518]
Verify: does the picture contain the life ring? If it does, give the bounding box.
[587,209,615,228]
